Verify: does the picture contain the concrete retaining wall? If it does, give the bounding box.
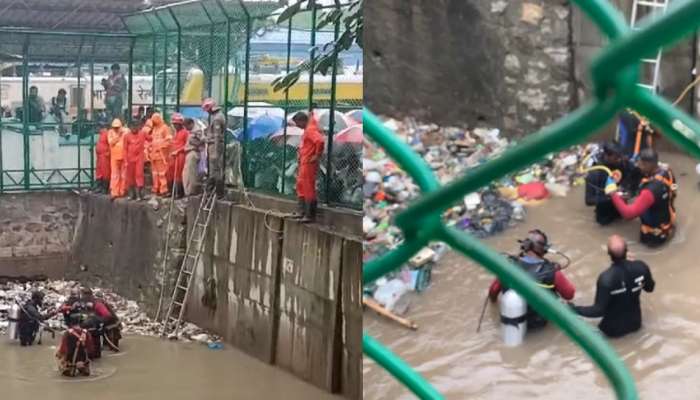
[185,199,362,398]
[0,192,79,277]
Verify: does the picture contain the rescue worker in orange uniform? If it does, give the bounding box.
[94,123,111,194]
[293,111,325,223]
[107,119,128,199]
[170,112,189,199]
[149,113,172,196]
[124,120,148,200]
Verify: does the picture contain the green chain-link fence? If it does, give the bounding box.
[0,0,362,210]
[364,0,700,399]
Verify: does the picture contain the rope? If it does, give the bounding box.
[672,74,700,106]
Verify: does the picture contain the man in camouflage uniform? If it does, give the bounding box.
[202,98,226,196]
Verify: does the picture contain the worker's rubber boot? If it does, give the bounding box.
[300,202,313,224]
[175,183,184,199]
[137,187,145,201]
[103,181,110,195]
[129,188,137,201]
[291,198,305,220]
[309,200,318,222]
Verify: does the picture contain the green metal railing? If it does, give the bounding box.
[0,1,362,210]
[363,1,700,399]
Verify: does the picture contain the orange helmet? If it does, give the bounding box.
[171,112,184,124]
[202,98,218,113]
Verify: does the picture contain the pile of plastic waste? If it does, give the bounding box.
[363,117,596,315]
[0,280,220,344]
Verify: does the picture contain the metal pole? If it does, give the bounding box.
[22,35,29,190]
[325,20,340,204]
[223,20,231,181]
[77,37,84,188]
[128,38,135,123]
[90,38,96,186]
[200,3,214,98]
[163,32,168,116]
[0,61,3,192]
[308,4,318,109]
[242,13,251,186]
[169,8,182,111]
[152,32,157,110]
[282,17,292,195]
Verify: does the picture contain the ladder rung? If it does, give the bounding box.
[182,270,193,275]
[177,285,188,291]
[636,0,667,8]
[173,301,183,307]
[187,253,197,258]
[637,83,654,90]
[641,58,658,64]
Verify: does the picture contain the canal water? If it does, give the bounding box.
[364,153,700,399]
[1,335,339,400]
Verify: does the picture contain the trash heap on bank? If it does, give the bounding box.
[364,117,598,316]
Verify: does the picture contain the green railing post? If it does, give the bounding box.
[200,3,215,98]
[128,38,135,123]
[76,36,84,189]
[241,11,252,186]
[0,66,4,193]
[281,17,293,195]
[168,8,182,112]
[90,37,96,187]
[151,31,157,110]
[308,3,317,109]
[22,35,29,190]
[325,19,340,204]
[154,13,168,117]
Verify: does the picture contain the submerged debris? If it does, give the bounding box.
[0,280,219,343]
[363,117,597,313]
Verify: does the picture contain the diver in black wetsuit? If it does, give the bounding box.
[570,235,655,338]
[585,142,641,225]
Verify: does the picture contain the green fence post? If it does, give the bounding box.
[325,18,340,204]
[154,13,168,117]
[282,17,293,195]
[76,36,84,189]
[90,37,96,187]
[168,8,182,111]
[308,3,317,109]
[128,38,135,123]
[241,6,252,186]
[0,64,4,193]
[22,35,29,190]
[151,31,157,110]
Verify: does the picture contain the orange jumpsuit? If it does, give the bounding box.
[296,116,325,202]
[124,129,147,189]
[171,128,189,184]
[95,129,110,181]
[149,114,172,195]
[108,127,128,198]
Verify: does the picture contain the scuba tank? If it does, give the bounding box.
[7,303,20,340]
[499,289,528,347]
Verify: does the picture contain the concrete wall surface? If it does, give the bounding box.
[0,191,79,277]
[185,199,362,398]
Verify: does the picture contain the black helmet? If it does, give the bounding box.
[519,229,550,256]
[31,290,45,302]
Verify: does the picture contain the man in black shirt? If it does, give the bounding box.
[17,291,55,346]
[585,142,641,225]
[570,235,655,338]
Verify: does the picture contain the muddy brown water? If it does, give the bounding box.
[364,153,700,399]
[1,335,339,400]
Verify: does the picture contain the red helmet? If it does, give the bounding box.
[171,112,184,124]
[202,98,217,113]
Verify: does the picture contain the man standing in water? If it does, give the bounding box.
[488,229,576,330]
[608,149,677,247]
[570,235,655,338]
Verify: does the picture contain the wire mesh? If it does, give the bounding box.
[363,0,700,399]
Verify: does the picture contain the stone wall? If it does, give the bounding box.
[68,194,186,315]
[365,0,574,137]
[0,192,79,277]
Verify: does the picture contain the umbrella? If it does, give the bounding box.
[180,106,208,120]
[228,102,285,119]
[270,126,304,147]
[346,109,362,125]
[333,125,363,144]
[316,109,354,133]
[243,115,284,141]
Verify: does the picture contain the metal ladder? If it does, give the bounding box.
[630,0,669,92]
[160,191,216,338]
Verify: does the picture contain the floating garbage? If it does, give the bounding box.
[364,116,596,321]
